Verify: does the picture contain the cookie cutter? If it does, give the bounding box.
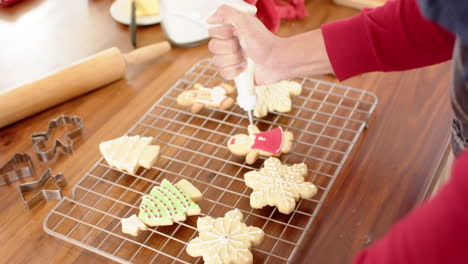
[32,115,84,162]
[0,153,34,186]
[18,169,66,210]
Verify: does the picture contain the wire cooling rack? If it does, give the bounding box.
[44,59,377,264]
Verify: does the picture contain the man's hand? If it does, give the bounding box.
[207,5,282,85]
[207,5,334,85]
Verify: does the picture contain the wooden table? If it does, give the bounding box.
[0,0,453,263]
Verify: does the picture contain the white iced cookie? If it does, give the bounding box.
[187,209,264,264]
[254,80,302,118]
[100,135,160,174]
[245,157,317,214]
[121,214,148,236]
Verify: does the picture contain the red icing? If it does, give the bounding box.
[250,127,284,154]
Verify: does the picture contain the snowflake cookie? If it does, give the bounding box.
[177,83,235,113]
[254,80,302,118]
[187,209,264,264]
[245,157,317,214]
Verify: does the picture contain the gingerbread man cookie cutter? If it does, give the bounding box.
[0,153,34,186]
[32,115,84,162]
[18,169,66,210]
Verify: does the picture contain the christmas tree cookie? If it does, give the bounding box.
[138,179,202,227]
[99,135,160,174]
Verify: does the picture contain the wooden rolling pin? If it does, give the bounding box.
[0,41,171,128]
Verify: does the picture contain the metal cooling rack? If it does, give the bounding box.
[44,59,377,264]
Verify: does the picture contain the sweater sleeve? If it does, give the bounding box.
[321,0,455,81]
[353,151,468,264]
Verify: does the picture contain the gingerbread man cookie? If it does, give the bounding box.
[177,83,235,113]
[227,125,294,164]
[186,209,264,264]
[244,157,317,214]
[254,80,302,118]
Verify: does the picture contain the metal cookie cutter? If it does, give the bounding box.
[18,169,66,210]
[32,115,84,162]
[0,153,34,186]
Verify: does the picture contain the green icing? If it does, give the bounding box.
[138,179,199,225]
[173,182,201,212]
[153,187,186,220]
[138,195,172,224]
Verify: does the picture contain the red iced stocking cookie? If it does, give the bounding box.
[227,125,294,164]
[177,83,235,113]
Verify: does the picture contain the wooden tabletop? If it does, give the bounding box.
[0,0,453,263]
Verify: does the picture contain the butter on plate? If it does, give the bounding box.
[126,0,160,17]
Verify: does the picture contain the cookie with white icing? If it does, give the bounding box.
[254,80,302,118]
[138,179,202,227]
[121,214,148,236]
[177,83,235,113]
[227,125,294,164]
[186,209,264,264]
[244,157,317,214]
[100,135,160,174]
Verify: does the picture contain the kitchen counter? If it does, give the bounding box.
[0,0,453,263]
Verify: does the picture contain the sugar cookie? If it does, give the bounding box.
[227,125,294,164]
[245,157,317,214]
[121,214,148,236]
[187,209,264,264]
[138,179,202,227]
[100,135,160,174]
[177,83,235,113]
[254,80,302,118]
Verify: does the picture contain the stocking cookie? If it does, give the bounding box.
[186,209,264,264]
[121,214,148,236]
[254,80,302,118]
[177,83,235,113]
[244,157,317,214]
[100,135,160,174]
[227,125,294,164]
[138,179,202,227]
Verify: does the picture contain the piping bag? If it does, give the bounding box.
[196,0,258,126]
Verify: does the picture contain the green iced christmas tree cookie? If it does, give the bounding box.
[138,179,202,227]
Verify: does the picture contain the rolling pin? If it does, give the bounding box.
[0,41,171,128]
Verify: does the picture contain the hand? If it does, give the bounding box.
[207,5,334,85]
[207,5,282,85]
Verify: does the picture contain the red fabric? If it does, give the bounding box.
[353,151,468,264]
[244,0,307,33]
[321,0,455,81]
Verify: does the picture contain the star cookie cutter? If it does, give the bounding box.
[18,169,66,210]
[0,153,34,186]
[32,115,84,162]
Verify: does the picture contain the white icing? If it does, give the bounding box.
[244,157,317,214]
[186,209,264,264]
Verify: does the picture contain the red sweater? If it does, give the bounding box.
[321,1,467,263]
[322,0,454,81]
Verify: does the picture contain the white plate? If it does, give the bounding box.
[110,0,161,26]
